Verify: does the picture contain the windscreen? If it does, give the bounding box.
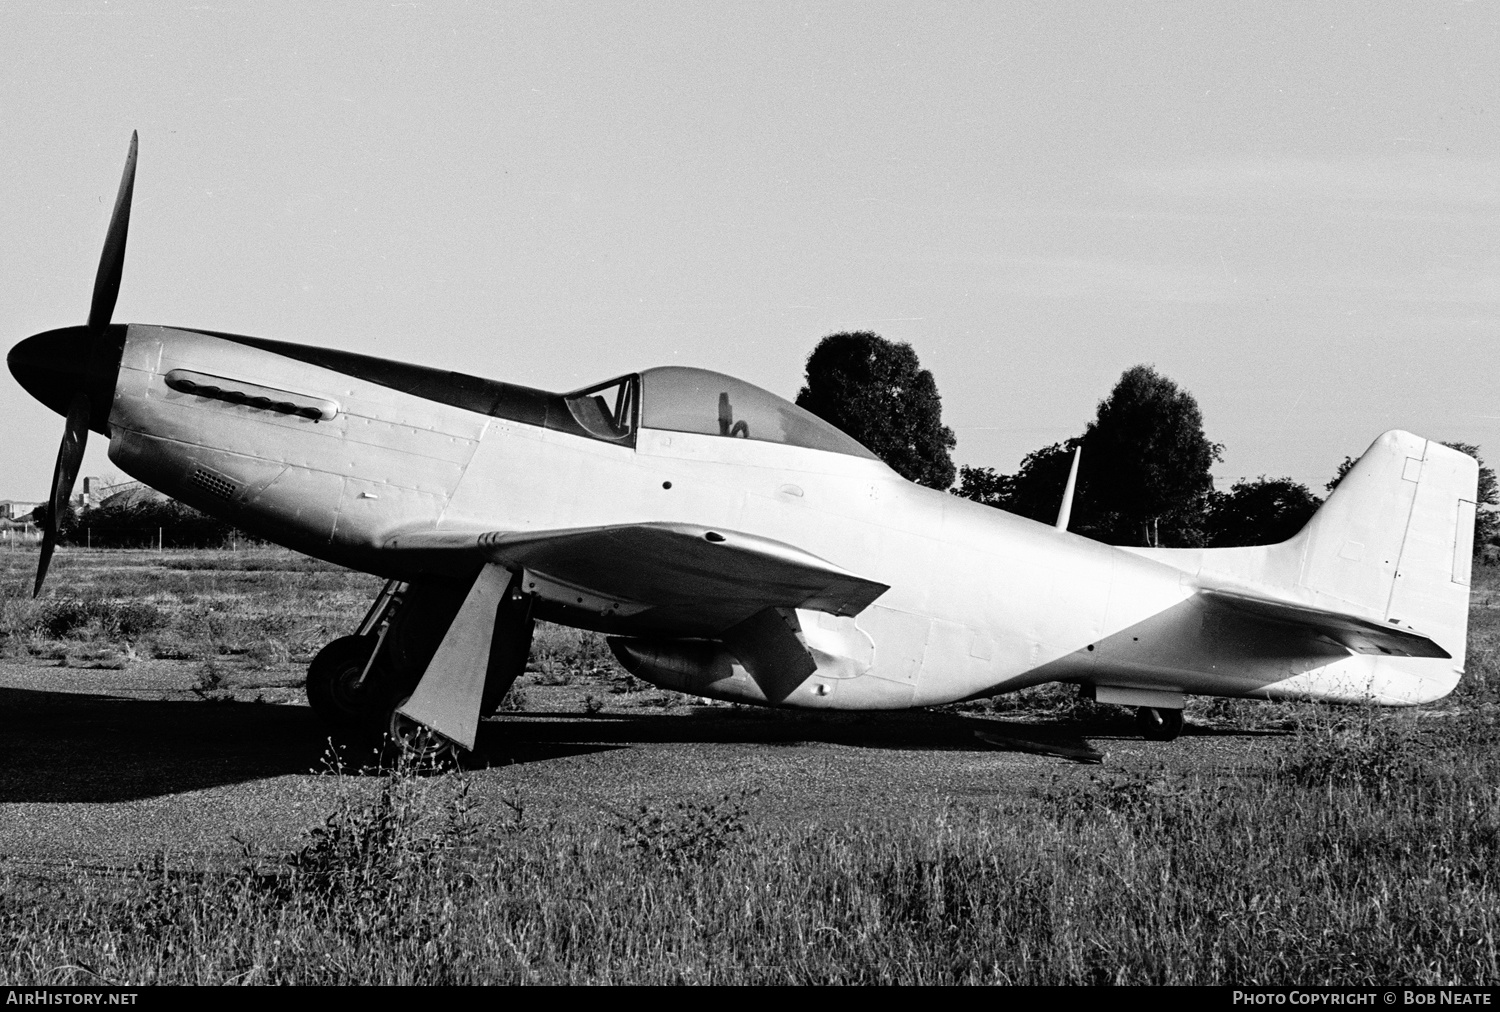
[563,375,636,443]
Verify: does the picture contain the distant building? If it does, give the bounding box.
[67,477,154,510]
[95,481,165,510]
[0,477,150,518]
[0,500,41,521]
[0,478,156,518]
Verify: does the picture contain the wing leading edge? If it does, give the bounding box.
[386,522,889,634]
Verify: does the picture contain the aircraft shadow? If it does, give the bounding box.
[0,687,329,804]
[0,687,632,803]
[472,707,1268,767]
[0,687,1287,802]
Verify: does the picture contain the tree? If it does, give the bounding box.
[952,366,1220,546]
[79,494,236,548]
[1441,443,1498,562]
[1204,477,1322,547]
[954,439,1084,525]
[1004,439,1084,525]
[954,464,1014,510]
[795,332,957,490]
[1077,365,1222,547]
[1325,456,1357,493]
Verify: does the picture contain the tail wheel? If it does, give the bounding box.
[306,635,378,730]
[1136,706,1184,742]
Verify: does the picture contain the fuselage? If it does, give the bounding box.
[76,324,1462,710]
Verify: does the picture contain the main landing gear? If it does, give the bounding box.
[304,574,536,759]
[1135,706,1184,742]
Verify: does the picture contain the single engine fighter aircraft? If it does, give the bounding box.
[8,135,1480,752]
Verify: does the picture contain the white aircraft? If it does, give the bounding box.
[9,135,1479,753]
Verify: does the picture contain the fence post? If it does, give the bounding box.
[158,527,163,552]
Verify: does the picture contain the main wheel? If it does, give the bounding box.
[1136,706,1184,741]
[382,693,461,766]
[306,635,378,730]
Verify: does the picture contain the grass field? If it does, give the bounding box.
[1,547,1498,985]
[0,547,617,702]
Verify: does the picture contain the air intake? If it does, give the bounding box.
[190,467,240,501]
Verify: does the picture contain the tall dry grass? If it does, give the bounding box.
[1,553,1496,984]
[0,548,379,668]
[0,548,615,685]
[4,704,1498,986]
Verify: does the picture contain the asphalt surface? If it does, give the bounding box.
[0,658,1290,869]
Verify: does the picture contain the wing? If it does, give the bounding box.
[386,521,889,635]
[1201,589,1451,659]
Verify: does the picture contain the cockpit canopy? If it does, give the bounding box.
[563,366,876,459]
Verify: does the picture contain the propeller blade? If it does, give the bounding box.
[86,130,138,332]
[34,394,91,597]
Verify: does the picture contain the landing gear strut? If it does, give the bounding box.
[305,578,409,732]
[1135,706,1184,741]
[304,573,536,755]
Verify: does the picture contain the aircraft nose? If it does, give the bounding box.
[7,324,126,433]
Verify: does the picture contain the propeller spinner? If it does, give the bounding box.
[7,132,136,595]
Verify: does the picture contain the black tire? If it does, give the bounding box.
[1136,706,1184,741]
[377,691,461,766]
[306,634,378,730]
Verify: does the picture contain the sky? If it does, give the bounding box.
[2,2,1496,501]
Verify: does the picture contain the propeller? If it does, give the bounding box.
[12,132,137,596]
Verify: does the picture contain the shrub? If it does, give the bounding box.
[287,752,478,915]
[34,596,164,640]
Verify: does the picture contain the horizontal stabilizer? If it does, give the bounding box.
[1127,431,1476,701]
[1202,589,1450,659]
